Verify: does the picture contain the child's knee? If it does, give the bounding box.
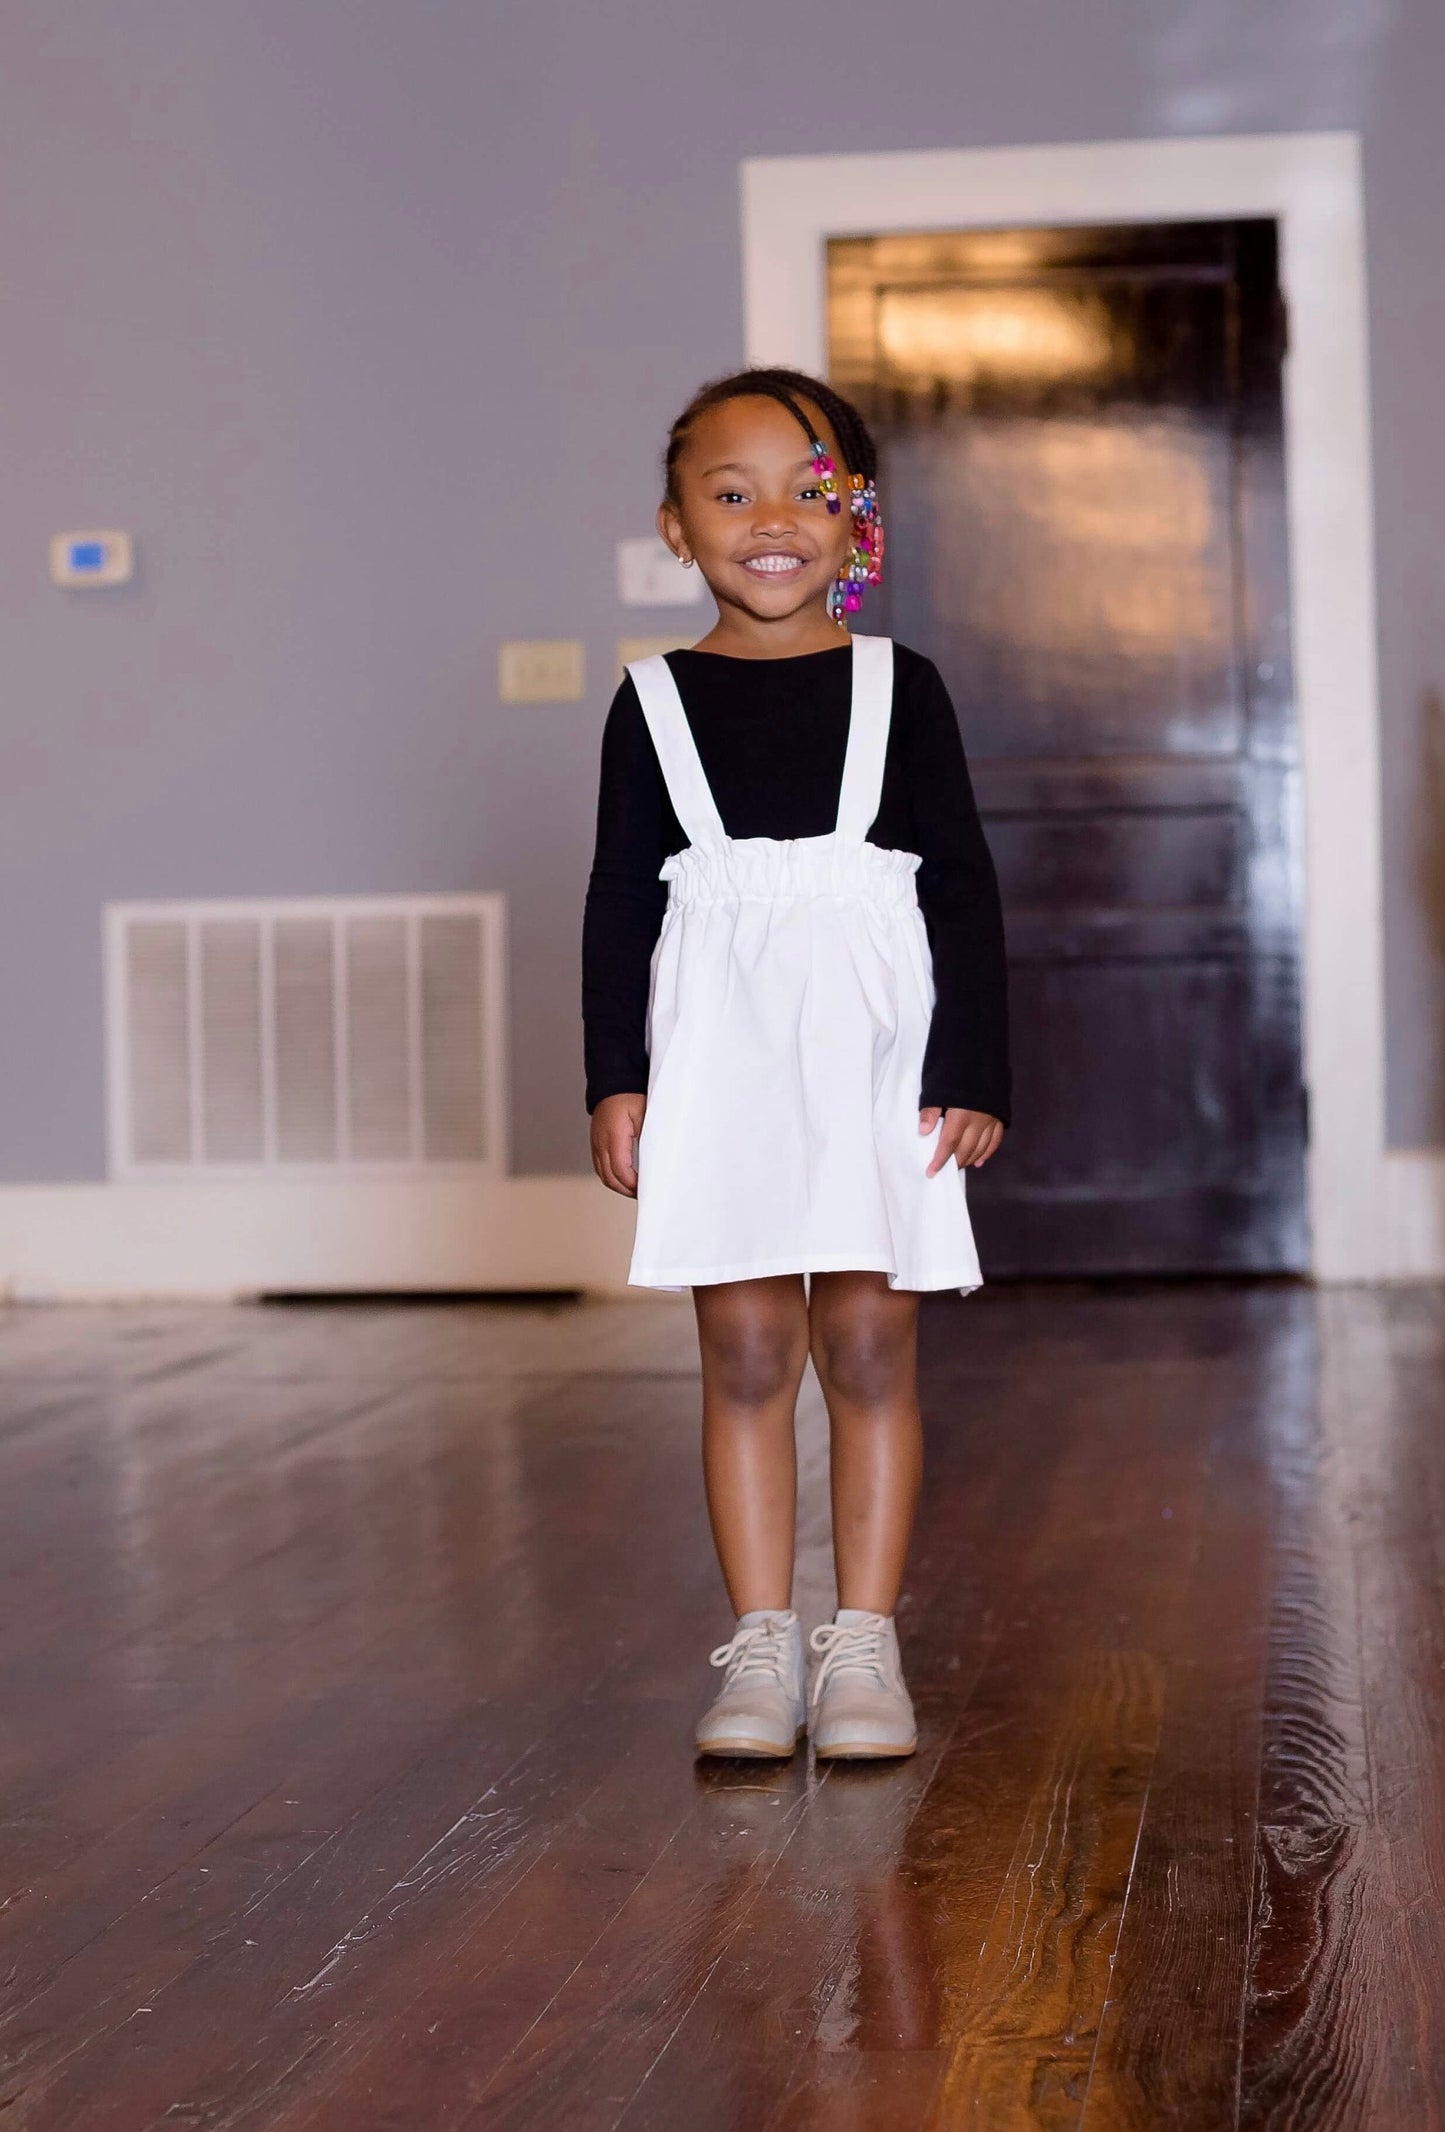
[702,1314,803,1407]
[814,1320,909,1408]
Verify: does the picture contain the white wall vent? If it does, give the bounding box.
[103,894,508,1180]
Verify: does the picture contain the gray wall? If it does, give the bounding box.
[2,0,1441,1180]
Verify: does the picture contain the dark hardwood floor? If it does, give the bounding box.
[1,1280,1442,2128]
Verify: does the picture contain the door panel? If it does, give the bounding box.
[986,810,1246,910]
[830,221,1308,1274]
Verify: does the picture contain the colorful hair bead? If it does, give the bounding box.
[812,438,842,515]
[829,469,885,621]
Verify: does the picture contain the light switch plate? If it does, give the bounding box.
[616,635,698,684]
[498,639,585,703]
[617,537,704,608]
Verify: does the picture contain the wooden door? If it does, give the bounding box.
[830,220,1307,1274]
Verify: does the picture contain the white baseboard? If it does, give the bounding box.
[1,1159,1442,1303]
[1382,1151,1445,1280]
[0,1176,639,1302]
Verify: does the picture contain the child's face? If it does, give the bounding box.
[658,396,854,626]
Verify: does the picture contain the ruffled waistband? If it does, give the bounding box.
[660,834,922,910]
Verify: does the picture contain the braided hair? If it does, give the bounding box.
[663,367,877,503]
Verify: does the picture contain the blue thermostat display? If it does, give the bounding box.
[50,530,134,588]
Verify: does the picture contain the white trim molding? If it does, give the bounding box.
[1384,1152,1445,1280]
[0,1176,637,1303]
[742,130,1424,1281]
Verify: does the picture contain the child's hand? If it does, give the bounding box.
[919,1107,1004,1176]
[591,1092,647,1198]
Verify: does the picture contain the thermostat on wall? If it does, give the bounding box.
[50,530,134,588]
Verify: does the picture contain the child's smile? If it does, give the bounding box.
[739,548,809,582]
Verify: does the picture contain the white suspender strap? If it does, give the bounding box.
[833,636,894,844]
[627,655,726,848]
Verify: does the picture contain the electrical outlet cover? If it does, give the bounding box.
[498,640,585,703]
[615,635,698,684]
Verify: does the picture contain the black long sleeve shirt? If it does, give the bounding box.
[581,641,1011,1123]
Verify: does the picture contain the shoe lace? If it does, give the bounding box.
[709,1615,794,1687]
[807,1614,892,1707]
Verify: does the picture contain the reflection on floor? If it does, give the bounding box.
[2,1281,1442,2127]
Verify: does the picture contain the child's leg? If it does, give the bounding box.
[806,1271,922,1614]
[692,1274,810,1614]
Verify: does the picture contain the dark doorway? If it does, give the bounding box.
[830,220,1308,1275]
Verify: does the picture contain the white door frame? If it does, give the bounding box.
[742,130,1440,1282]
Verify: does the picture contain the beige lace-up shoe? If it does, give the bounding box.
[694,1609,806,1758]
[808,1609,918,1759]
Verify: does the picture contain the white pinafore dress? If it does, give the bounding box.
[626,635,982,1297]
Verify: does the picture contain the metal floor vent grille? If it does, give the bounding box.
[104,895,507,1179]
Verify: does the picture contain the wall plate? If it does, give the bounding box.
[50,530,134,588]
[616,635,698,684]
[498,640,585,703]
[617,537,704,607]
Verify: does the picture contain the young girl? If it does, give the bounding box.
[583,368,1009,1760]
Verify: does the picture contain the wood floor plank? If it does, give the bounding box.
[1236,1295,1399,2132]
[769,2051,948,2128]
[1275,1289,1445,2125]
[928,1646,1165,2129]
[1079,1360,1277,2129]
[1354,1291,1445,2108]
[915,1370,1208,2131]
